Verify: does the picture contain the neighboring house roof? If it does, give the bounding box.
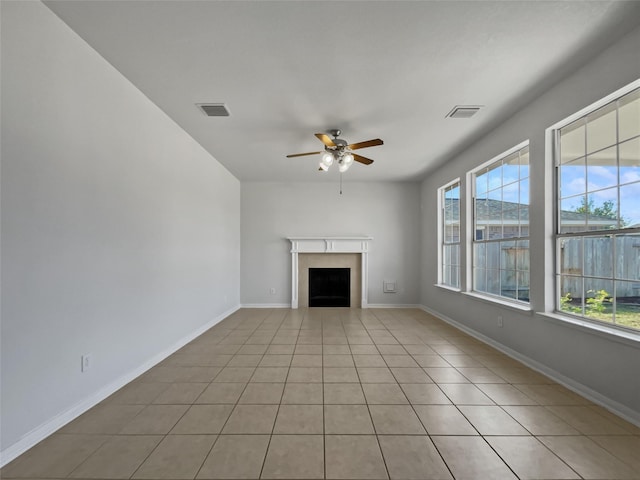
[444,198,616,225]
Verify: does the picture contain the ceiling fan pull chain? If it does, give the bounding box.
[340,172,343,195]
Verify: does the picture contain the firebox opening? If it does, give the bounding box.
[308,268,350,307]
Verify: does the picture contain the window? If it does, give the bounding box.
[471,142,530,303]
[556,85,640,331]
[438,180,461,289]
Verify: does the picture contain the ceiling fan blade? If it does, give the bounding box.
[353,153,374,165]
[315,133,336,147]
[286,151,322,158]
[347,138,383,150]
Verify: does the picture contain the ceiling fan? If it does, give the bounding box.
[287,129,383,172]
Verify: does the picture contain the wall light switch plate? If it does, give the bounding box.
[81,354,92,372]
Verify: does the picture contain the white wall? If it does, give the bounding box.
[241,182,420,306]
[420,25,640,420]
[0,1,240,456]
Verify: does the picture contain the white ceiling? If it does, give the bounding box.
[44,0,640,182]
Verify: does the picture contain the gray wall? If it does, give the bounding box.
[420,25,640,419]
[1,1,240,452]
[241,182,421,306]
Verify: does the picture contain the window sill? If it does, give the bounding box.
[434,284,462,293]
[537,312,640,348]
[461,291,533,314]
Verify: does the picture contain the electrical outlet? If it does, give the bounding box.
[270,287,276,295]
[497,316,503,328]
[81,354,92,372]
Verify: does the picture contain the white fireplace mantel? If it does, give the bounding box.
[287,236,372,309]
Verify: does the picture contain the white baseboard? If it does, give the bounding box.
[240,303,291,308]
[367,304,421,309]
[419,304,640,427]
[0,305,240,467]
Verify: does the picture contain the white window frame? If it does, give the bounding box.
[466,140,531,306]
[547,79,640,333]
[437,178,461,291]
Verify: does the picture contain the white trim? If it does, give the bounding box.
[419,304,640,427]
[470,139,530,174]
[437,178,461,288]
[434,283,462,293]
[461,291,532,313]
[547,78,640,131]
[538,311,640,348]
[367,304,421,309]
[241,303,291,308]
[0,305,240,467]
[287,236,372,309]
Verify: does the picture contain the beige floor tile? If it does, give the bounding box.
[349,344,379,354]
[120,404,188,434]
[423,367,470,383]
[1,434,109,478]
[432,436,517,480]
[515,384,591,405]
[227,354,263,367]
[404,345,437,355]
[295,344,322,354]
[357,367,397,383]
[267,344,296,354]
[588,405,640,434]
[196,382,246,404]
[291,354,323,367]
[390,367,432,383]
[222,404,278,434]
[108,382,169,404]
[477,383,537,405]
[486,436,579,479]
[197,434,270,479]
[133,434,216,479]
[413,405,477,435]
[381,355,418,367]
[369,405,425,434]
[323,354,355,367]
[502,406,579,435]
[187,366,224,382]
[171,404,234,434]
[362,383,409,404]
[324,404,375,434]
[590,435,640,471]
[324,366,360,382]
[376,345,406,355]
[287,366,323,382]
[324,383,366,404]
[456,367,506,383]
[546,406,632,434]
[458,405,529,435]
[378,435,452,480]
[261,435,324,479]
[440,354,482,367]
[239,382,285,404]
[438,383,494,405]
[60,404,144,434]
[412,354,451,367]
[250,367,289,382]
[281,382,323,404]
[213,367,256,383]
[353,354,387,367]
[538,435,638,479]
[325,435,388,480]
[69,435,162,478]
[274,404,323,434]
[491,367,553,384]
[152,382,208,404]
[237,344,268,355]
[259,354,292,367]
[400,384,451,404]
[322,345,351,354]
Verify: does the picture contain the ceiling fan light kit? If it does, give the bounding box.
[287,129,382,173]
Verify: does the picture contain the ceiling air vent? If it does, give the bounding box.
[446,105,482,119]
[197,103,230,117]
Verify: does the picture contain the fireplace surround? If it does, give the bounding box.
[287,236,372,308]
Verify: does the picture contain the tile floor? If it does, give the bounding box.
[3,308,640,479]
